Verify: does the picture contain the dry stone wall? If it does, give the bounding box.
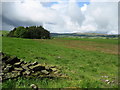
[0,52,64,81]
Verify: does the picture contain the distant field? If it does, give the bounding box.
[0,30,9,36]
[2,36,118,88]
[35,38,118,55]
[61,37,118,44]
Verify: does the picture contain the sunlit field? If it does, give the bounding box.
[2,36,118,88]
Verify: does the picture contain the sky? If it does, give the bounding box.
[0,0,119,34]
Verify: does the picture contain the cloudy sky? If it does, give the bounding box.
[0,0,119,34]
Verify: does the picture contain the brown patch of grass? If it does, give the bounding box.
[34,38,118,55]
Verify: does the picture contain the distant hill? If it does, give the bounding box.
[1,30,119,38]
[50,33,119,38]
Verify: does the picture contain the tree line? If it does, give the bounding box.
[7,26,50,39]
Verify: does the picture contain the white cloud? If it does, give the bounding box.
[90,0,119,2]
[1,0,118,34]
[81,4,87,12]
[84,2,118,34]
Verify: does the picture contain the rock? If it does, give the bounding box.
[3,64,13,73]
[23,62,27,64]
[14,61,24,67]
[22,62,38,69]
[1,52,64,81]
[22,64,30,70]
[0,72,4,81]
[12,71,22,76]
[4,71,21,80]
[0,52,3,57]
[2,55,10,63]
[0,76,2,82]
[5,56,20,65]
[29,64,45,71]
[24,63,32,67]
[23,70,31,75]
[50,68,57,72]
[31,72,41,76]
[0,73,4,76]
[54,71,59,74]
[32,61,38,66]
[2,65,6,70]
[45,66,50,70]
[30,84,38,90]
[14,67,23,71]
[41,70,49,75]
[49,65,56,68]
[26,62,38,67]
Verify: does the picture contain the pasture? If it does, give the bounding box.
[1,36,118,88]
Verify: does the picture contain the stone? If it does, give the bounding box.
[31,72,42,76]
[1,73,4,76]
[24,62,38,68]
[0,52,3,56]
[12,71,22,76]
[29,64,45,71]
[3,64,13,72]
[0,72,3,76]
[45,66,50,70]
[2,55,10,63]
[1,52,64,81]
[0,76,2,82]
[50,68,57,72]
[50,65,56,68]
[23,70,31,75]
[14,61,24,67]
[3,71,21,80]
[22,64,30,70]
[2,65,6,70]
[23,62,27,64]
[41,70,49,75]
[26,63,32,67]
[30,84,38,90]
[54,71,59,74]
[26,71,31,75]
[14,62,22,67]
[32,61,38,66]
[5,56,20,65]
[14,67,23,71]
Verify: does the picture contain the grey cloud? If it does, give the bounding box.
[1,0,118,34]
[2,2,43,29]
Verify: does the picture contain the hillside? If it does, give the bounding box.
[1,30,119,38]
[50,33,119,38]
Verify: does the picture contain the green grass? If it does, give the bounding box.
[0,30,9,36]
[61,37,118,44]
[2,37,118,88]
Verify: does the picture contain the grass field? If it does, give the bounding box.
[1,36,118,88]
[0,30,9,36]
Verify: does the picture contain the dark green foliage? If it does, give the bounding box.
[7,26,50,39]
